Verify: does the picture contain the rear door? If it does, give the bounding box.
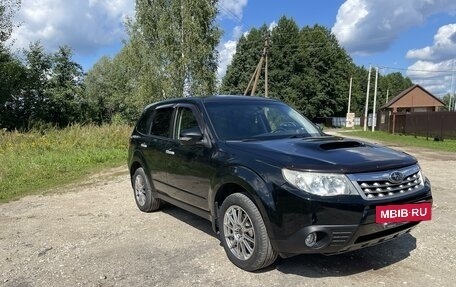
[142,105,175,195]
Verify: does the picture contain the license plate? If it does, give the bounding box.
[376,203,432,223]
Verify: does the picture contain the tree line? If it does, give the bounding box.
[1,1,415,131]
[221,17,413,119]
[1,43,87,130]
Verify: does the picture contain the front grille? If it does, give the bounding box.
[358,171,422,199]
[348,164,424,200]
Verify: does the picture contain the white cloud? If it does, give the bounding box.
[216,1,249,82]
[232,25,243,39]
[216,19,277,82]
[7,0,134,54]
[406,24,456,61]
[405,24,456,96]
[218,0,248,21]
[217,40,238,80]
[268,21,277,31]
[217,25,246,81]
[406,59,455,96]
[332,0,456,54]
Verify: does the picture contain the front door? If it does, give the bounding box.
[165,105,215,211]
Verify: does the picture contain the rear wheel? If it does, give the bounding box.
[219,193,277,271]
[132,168,160,212]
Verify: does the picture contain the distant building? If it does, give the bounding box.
[380,84,444,113]
[377,85,445,134]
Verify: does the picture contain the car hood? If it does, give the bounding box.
[226,136,417,173]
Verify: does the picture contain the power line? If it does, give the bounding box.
[217,3,242,22]
[379,66,456,73]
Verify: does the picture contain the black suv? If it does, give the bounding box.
[128,95,432,271]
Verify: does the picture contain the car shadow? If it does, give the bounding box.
[159,204,217,238]
[159,204,416,276]
[272,234,417,277]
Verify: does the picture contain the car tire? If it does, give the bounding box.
[219,193,278,271]
[132,167,161,212]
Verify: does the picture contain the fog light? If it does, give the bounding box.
[305,232,317,247]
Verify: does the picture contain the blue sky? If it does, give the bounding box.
[8,0,456,96]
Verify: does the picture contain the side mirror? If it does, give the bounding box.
[179,128,204,145]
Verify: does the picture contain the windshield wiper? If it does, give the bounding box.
[225,138,259,142]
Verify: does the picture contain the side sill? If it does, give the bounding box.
[156,193,212,222]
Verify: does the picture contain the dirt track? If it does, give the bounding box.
[1,137,456,287]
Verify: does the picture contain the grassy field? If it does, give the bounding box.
[0,124,132,203]
[2,124,453,203]
[338,129,456,152]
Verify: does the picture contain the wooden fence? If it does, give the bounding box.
[376,111,456,139]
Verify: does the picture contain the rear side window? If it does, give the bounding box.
[150,107,173,138]
[136,109,154,135]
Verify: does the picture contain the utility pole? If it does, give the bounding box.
[450,58,455,111]
[345,77,354,128]
[386,89,389,104]
[244,33,270,96]
[372,67,379,132]
[265,41,269,98]
[363,65,372,131]
[347,77,352,113]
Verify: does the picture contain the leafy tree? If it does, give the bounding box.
[1,43,87,129]
[85,21,164,124]
[84,56,115,123]
[1,42,50,130]
[135,0,221,97]
[221,18,417,119]
[268,17,301,102]
[294,25,353,118]
[348,65,369,115]
[441,93,456,111]
[220,25,268,95]
[86,1,222,123]
[222,20,354,118]
[46,46,86,126]
[21,42,53,126]
[0,0,20,47]
[0,46,26,129]
[109,24,164,122]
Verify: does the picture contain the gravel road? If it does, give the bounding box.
[1,137,455,287]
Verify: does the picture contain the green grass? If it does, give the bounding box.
[0,124,132,203]
[338,130,456,152]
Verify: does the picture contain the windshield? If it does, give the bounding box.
[204,101,321,140]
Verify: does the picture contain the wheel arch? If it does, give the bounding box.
[210,166,277,242]
[128,151,151,187]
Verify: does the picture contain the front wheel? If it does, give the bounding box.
[132,167,161,212]
[219,193,277,271]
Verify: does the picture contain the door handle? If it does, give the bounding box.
[165,149,175,155]
[140,143,147,148]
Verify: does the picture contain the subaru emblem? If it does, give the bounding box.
[389,171,404,183]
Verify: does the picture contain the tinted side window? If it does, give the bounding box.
[177,108,201,138]
[151,107,173,138]
[136,109,154,135]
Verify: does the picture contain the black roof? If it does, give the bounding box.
[201,95,278,103]
[145,95,278,109]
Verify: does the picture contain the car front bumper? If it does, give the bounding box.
[269,183,432,257]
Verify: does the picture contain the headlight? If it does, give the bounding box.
[418,167,426,186]
[282,168,358,196]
